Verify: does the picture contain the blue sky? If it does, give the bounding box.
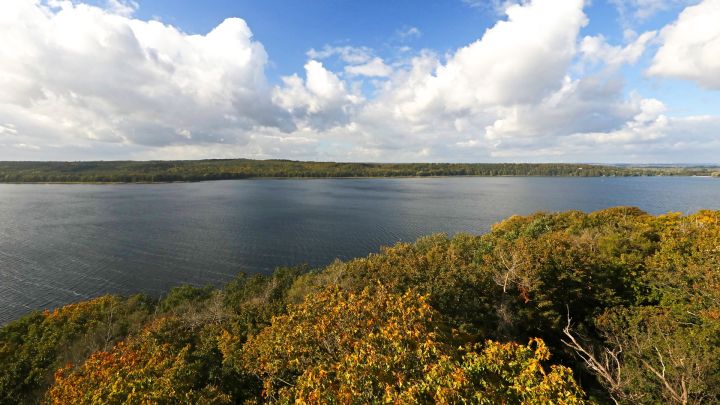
[0,0,718,162]
[119,3,695,84]
[126,1,694,87]
[109,0,505,87]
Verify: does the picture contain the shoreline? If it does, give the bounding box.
[0,173,715,185]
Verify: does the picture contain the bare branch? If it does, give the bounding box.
[561,308,629,403]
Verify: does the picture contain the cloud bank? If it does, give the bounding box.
[0,0,718,162]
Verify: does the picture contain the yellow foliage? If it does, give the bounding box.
[241,286,587,403]
[46,318,232,404]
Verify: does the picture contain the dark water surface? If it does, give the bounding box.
[1,176,719,324]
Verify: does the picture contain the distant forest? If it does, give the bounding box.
[0,160,718,183]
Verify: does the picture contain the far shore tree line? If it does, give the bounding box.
[0,159,717,183]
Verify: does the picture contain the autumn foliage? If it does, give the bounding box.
[239,286,586,403]
[48,318,231,404]
[2,207,719,404]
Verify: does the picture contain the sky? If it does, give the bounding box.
[0,0,719,163]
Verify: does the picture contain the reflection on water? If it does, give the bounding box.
[1,176,719,324]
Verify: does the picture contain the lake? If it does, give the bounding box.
[1,176,719,324]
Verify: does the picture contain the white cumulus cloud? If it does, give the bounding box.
[648,0,720,89]
[0,0,289,158]
[0,0,718,162]
[273,60,362,130]
[581,31,657,68]
[381,0,588,122]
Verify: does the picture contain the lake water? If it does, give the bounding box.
[1,176,719,324]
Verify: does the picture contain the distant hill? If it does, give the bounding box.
[0,159,716,183]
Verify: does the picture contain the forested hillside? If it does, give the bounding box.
[2,207,719,403]
[0,160,716,183]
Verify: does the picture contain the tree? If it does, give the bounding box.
[0,295,152,404]
[47,317,234,404]
[238,285,587,403]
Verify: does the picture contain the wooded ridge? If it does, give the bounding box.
[0,160,717,183]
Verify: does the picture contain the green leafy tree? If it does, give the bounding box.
[0,295,152,404]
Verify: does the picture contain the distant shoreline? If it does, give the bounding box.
[0,159,718,184]
[1,174,718,185]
